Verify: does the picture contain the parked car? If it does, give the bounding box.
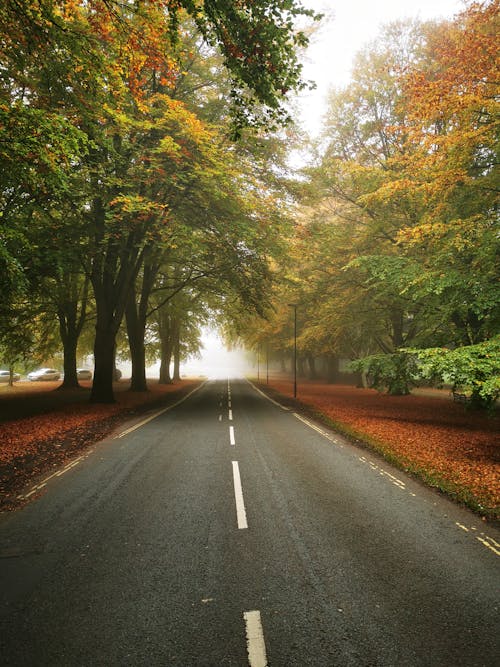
[27,368,61,381]
[0,370,21,383]
[77,368,93,380]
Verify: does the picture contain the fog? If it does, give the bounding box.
[181,330,251,379]
[142,329,252,381]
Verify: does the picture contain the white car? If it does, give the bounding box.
[28,368,61,381]
[0,370,21,383]
[77,368,93,380]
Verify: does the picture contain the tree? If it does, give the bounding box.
[394,1,500,344]
[0,0,322,402]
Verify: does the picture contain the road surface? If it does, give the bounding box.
[0,379,499,666]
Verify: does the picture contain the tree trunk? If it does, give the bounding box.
[280,353,286,373]
[307,353,318,380]
[326,355,337,384]
[60,332,79,389]
[390,308,405,349]
[159,339,173,384]
[126,293,148,392]
[91,322,117,403]
[173,317,181,381]
[57,276,89,389]
[158,306,173,384]
[88,195,145,403]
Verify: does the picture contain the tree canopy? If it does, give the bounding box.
[232,2,499,403]
[1,1,498,406]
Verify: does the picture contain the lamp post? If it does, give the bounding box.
[288,303,297,398]
[266,342,269,385]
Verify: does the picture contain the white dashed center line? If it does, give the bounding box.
[229,409,233,421]
[229,425,236,446]
[232,461,248,529]
[244,610,268,666]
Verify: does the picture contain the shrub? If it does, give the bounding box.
[349,352,420,395]
[407,336,500,409]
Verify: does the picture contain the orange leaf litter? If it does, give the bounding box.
[261,379,499,516]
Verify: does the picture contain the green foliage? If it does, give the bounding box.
[190,0,322,136]
[349,352,420,395]
[350,337,500,408]
[407,337,500,409]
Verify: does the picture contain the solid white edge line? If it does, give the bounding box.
[246,379,290,410]
[293,412,342,448]
[244,610,268,667]
[117,381,206,438]
[232,461,248,529]
[229,425,236,446]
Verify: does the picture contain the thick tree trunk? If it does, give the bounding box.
[88,195,145,403]
[90,305,119,403]
[90,314,119,403]
[126,294,148,392]
[60,334,79,389]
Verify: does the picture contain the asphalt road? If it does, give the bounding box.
[0,379,498,666]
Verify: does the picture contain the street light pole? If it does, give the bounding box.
[288,303,297,398]
[266,342,269,385]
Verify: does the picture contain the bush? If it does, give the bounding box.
[349,352,420,395]
[407,336,500,409]
[350,336,500,408]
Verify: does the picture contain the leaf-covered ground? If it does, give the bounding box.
[258,379,499,520]
[1,378,498,520]
[0,379,202,512]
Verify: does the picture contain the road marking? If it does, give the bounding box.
[55,457,84,477]
[244,610,268,667]
[17,455,88,500]
[230,425,236,446]
[219,414,222,422]
[247,379,289,410]
[232,461,248,529]
[358,456,406,490]
[476,536,500,557]
[455,522,500,558]
[455,521,500,556]
[229,409,233,421]
[117,382,205,438]
[293,413,342,447]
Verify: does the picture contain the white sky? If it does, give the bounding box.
[297,0,466,136]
